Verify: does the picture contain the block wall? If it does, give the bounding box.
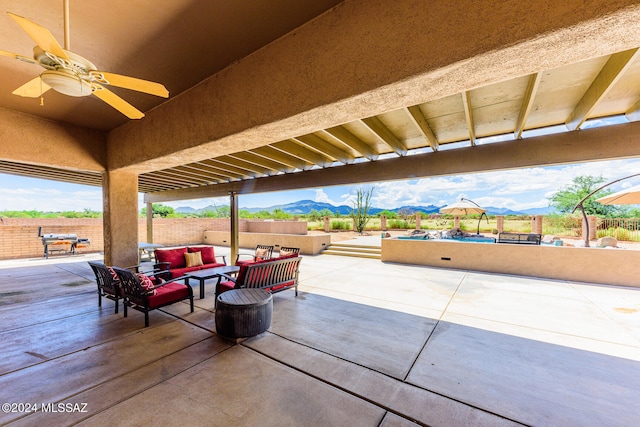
[0,217,245,260]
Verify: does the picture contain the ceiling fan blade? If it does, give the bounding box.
[90,71,169,98]
[7,12,69,60]
[92,86,144,119]
[0,49,37,64]
[12,76,51,98]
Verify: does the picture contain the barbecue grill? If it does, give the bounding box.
[38,227,90,258]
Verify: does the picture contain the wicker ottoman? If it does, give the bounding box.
[215,289,273,339]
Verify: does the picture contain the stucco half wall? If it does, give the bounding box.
[381,239,639,288]
[203,231,330,255]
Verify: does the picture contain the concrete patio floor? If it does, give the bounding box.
[0,249,639,426]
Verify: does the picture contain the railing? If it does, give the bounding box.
[597,218,640,242]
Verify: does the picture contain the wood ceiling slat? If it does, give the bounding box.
[170,165,224,183]
[405,105,439,151]
[274,139,334,167]
[194,159,253,179]
[144,170,203,186]
[462,91,476,146]
[293,134,355,164]
[228,152,293,174]
[323,127,379,160]
[360,116,407,156]
[212,156,273,176]
[188,162,239,180]
[627,98,640,122]
[0,162,102,187]
[566,48,640,130]
[252,146,313,170]
[139,173,188,186]
[514,73,542,139]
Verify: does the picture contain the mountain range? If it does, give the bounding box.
[175,199,553,216]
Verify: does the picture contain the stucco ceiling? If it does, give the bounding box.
[1,1,639,198]
[0,0,343,131]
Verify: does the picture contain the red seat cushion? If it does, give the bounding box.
[218,280,236,294]
[155,248,187,269]
[188,246,216,264]
[267,280,295,292]
[147,282,189,308]
[235,259,255,267]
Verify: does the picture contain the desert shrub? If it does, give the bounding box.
[330,220,351,230]
[388,219,411,229]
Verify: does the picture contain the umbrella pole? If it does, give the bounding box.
[571,172,640,247]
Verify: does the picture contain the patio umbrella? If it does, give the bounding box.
[595,184,640,205]
[439,200,486,215]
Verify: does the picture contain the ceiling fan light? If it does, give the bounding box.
[41,70,92,97]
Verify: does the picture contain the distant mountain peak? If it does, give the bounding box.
[174,200,553,216]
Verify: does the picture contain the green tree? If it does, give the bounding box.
[141,203,175,218]
[349,185,375,233]
[377,209,397,219]
[307,209,321,222]
[319,208,334,218]
[549,175,621,217]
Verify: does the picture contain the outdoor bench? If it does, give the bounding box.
[497,232,542,245]
[215,255,302,303]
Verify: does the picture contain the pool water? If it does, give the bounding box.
[398,235,496,243]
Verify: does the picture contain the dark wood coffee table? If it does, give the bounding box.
[185,265,240,299]
[215,289,273,339]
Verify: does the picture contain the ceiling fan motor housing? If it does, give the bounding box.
[35,47,96,97]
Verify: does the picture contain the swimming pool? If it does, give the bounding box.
[397,235,496,243]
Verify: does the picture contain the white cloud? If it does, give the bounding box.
[314,189,338,205]
[3,158,640,212]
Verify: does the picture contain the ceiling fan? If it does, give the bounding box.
[0,1,169,119]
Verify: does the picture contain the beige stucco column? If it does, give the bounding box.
[324,216,330,232]
[415,213,421,230]
[103,170,139,267]
[381,215,387,231]
[146,202,153,243]
[229,192,239,265]
[496,216,504,233]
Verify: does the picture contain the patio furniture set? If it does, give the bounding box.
[88,244,301,337]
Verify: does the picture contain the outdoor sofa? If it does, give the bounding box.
[154,245,227,279]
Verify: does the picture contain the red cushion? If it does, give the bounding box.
[155,248,187,269]
[147,282,189,308]
[267,280,295,292]
[218,280,236,294]
[199,263,226,270]
[169,266,202,278]
[188,246,216,264]
[235,259,255,267]
[235,256,273,285]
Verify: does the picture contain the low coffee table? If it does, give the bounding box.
[215,289,273,339]
[185,265,240,299]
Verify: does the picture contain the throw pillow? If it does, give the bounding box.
[136,273,157,295]
[184,251,204,267]
[255,247,269,260]
[188,246,215,264]
[279,249,295,257]
[107,266,119,281]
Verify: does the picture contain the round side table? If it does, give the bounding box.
[215,289,273,339]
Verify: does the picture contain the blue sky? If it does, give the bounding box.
[1,157,640,212]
